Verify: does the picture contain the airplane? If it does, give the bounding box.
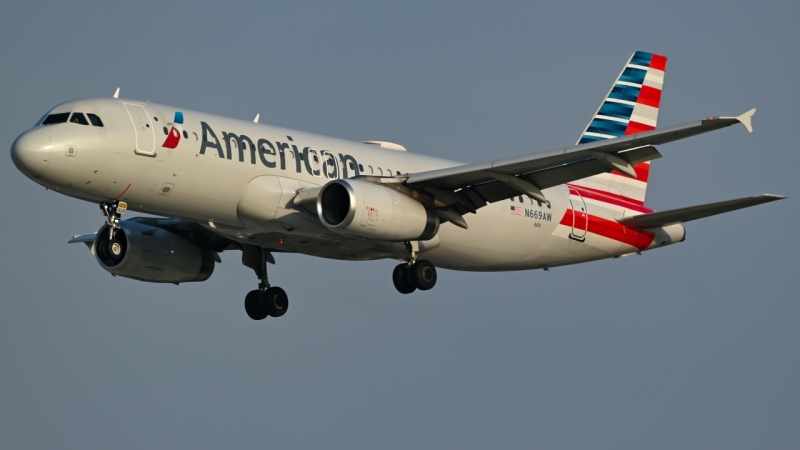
[10,51,785,321]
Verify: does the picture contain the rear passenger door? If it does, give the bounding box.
[124,103,155,156]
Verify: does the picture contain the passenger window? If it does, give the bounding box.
[386,168,391,176]
[182,131,188,139]
[42,112,70,125]
[69,113,89,125]
[378,168,383,175]
[367,165,373,174]
[87,114,104,127]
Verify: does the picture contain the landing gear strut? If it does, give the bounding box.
[99,200,127,240]
[393,241,438,294]
[242,245,288,320]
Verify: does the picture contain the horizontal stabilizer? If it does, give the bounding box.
[618,194,785,229]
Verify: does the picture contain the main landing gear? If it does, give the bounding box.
[392,242,437,294]
[242,245,288,321]
[392,260,437,294]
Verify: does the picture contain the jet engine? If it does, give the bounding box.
[94,220,216,283]
[317,178,439,241]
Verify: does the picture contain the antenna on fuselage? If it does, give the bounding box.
[253,113,260,123]
[113,87,120,99]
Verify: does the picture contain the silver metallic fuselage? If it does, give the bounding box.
[11,98,684,271]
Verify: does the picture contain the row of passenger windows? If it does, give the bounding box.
[358,163,399,176]
[41,112,104,127]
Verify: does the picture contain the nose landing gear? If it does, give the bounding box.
[242,244,289,321]
[100,200,128,240]
[96,201,129,263]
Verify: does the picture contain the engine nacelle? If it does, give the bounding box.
[94,220,215,283]
[317,178,439,241]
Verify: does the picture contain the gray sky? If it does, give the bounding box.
[1,1,798,448]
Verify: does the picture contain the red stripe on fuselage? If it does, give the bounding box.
[566,184,653,213]
[559,210,655,251]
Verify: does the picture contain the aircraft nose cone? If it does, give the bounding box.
[11,130,51,178]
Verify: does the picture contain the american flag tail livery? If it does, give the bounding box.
[571,51,667,209]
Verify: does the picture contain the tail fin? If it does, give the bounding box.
[572,51,667,207]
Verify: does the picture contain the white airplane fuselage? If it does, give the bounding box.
[11,97,684,272]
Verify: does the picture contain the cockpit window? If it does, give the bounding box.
[41,112,70,125]
[87,113,104,127]
[69,112,89,125]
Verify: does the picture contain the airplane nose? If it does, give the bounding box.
[11,130,51,178]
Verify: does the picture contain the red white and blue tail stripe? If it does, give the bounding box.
[571,51,667,207]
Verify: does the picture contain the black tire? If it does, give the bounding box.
[244,290,268,320]
[263,287,289,318]
[108,238,125,260]
[392,264,416,294]
[97,242,110,260]
[411,260,437,291]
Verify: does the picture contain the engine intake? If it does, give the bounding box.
[317,179,439,241]
[94,220,215,283]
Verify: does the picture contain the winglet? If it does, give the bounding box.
[253,113,260,123]
[113,87,120,99]
[737,108,756,133]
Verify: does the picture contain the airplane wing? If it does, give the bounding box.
[617,194,785,229]
[404,109,756,217]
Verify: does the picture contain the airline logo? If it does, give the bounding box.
[569,51,668,207]
[578,51,667,144]
[557,51,667,252]
[162,111,184,149]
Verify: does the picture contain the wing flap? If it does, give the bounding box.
[434,145,662,213]
[617,194,785,229]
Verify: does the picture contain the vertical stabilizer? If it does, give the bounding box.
[572,51,667,207]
